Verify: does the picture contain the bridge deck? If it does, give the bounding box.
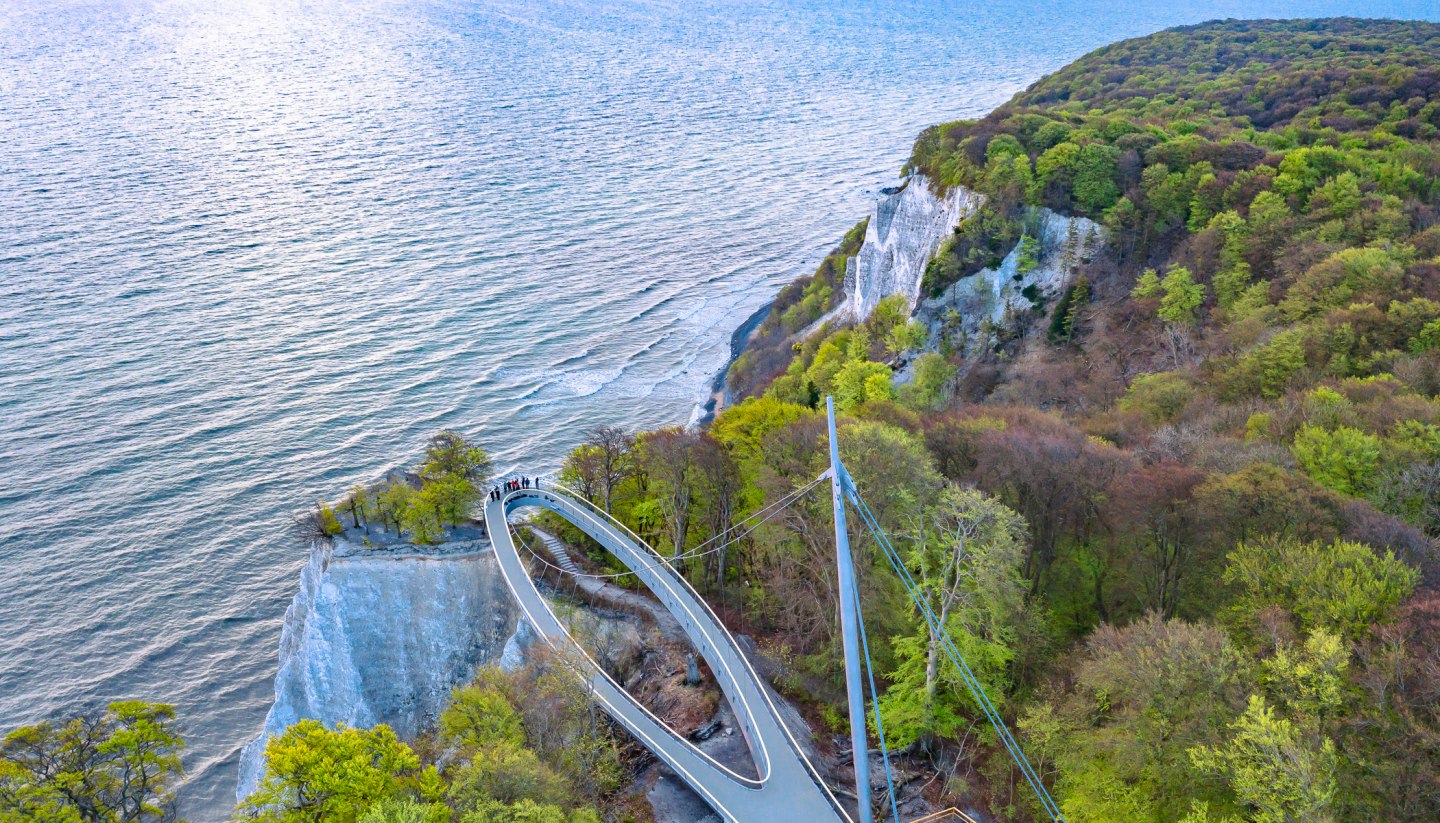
[483,487,849,823]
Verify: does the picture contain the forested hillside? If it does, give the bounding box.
[10,17,1436,823]
[556,18,1440,822]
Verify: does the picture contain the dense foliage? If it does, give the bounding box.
[559,17,1440,822]
[238,651,616,823]
[726,219,868,398]
[0,701,185,822]
[12,18,1438,823]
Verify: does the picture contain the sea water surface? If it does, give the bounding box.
[4,0,1438,816]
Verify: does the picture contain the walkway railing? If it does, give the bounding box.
[485,485,852,823]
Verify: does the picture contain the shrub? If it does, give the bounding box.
[317,503,344,537]
[1118,371,1194,424]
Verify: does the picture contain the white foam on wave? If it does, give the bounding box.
[493,366,626,399]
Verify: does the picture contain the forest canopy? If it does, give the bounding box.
[628,17,1440,823]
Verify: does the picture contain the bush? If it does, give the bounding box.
[316,503,344,537]
[1117,371,1194,424]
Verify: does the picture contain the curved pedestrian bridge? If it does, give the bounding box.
[483,486,850,823]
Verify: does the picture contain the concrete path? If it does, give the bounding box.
[484,487,850,823]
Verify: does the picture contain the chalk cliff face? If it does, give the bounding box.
[916,209,1103,352]
[237,539,519,800]
[846,175,982,319]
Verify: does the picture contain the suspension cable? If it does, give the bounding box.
[508,475,826,582]
[852,570,900,823]
[841,472,1065,823]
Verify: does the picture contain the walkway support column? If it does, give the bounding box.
[828,396,873,823]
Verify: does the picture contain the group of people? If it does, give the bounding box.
[490,476,539,500]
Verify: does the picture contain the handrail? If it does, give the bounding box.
[536,485,852,815]
[500,490,771,788]
[502,485,853,822]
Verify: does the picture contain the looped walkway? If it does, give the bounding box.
[483,486,850,823]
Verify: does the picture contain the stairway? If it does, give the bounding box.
[535,529,581,575]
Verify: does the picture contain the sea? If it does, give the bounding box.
[3,0,1437,817]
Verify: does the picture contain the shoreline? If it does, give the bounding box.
[697,299,772,425]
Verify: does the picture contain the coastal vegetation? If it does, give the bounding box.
[306,432,492,546]
[549,17,1440,822]
[0,701,185,822]
[236,650,619,823]
[725,219,868,399]
[10,16,1440,823]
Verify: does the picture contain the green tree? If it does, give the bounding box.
[1261,629,1348,731]
[709,397,814,461]
[558,444,604,504]
[345,485,369,530]
[1185,172,1218,232]
[1410,319,1440,353]
[1048,275,1090,344]
[1131,268,1162,300]
[419,432,492,484]
[1280,246,1408,321]
[358,798,450,823]
[1103,195,1143,255]
[1026,616,1249,823]
[315,503,344,537]
[885,320,926,356]
[439,686,524,752]
[1215,261,1249,313]
[833,359,892,412]
[470,656,623,806]
[1189,695,1338,823]
[375,481,414,534]
[1223,536,1417,640]
[1310,171,1362,218]
[419,473,479,527]
[1209,211,1253,311]
[877,486,1032,747]
[457,799,598,823]
[1247,189,1290,235]
[0,701,185,823]
[1073,143,1121,212]
[898,353,957,411]
[1032,120,1072,149]
[1157,266,1205,325]
[1291,424,1382,495]
[1117,371,1193,424]
[803,338,848,398]
[1035,141,1079,189]
[580,425,634,514]
[1221,327,1309,399]
[401,493,445,545]
[446,741,567,811]
[1015,234,1040,274]
[985,133,1025,162]
[1385,420,1440,463]
[241,721,425,823]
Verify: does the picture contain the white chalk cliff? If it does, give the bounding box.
[846,175,982,319]
[237,538,519,800]
[916,209,1103,351]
